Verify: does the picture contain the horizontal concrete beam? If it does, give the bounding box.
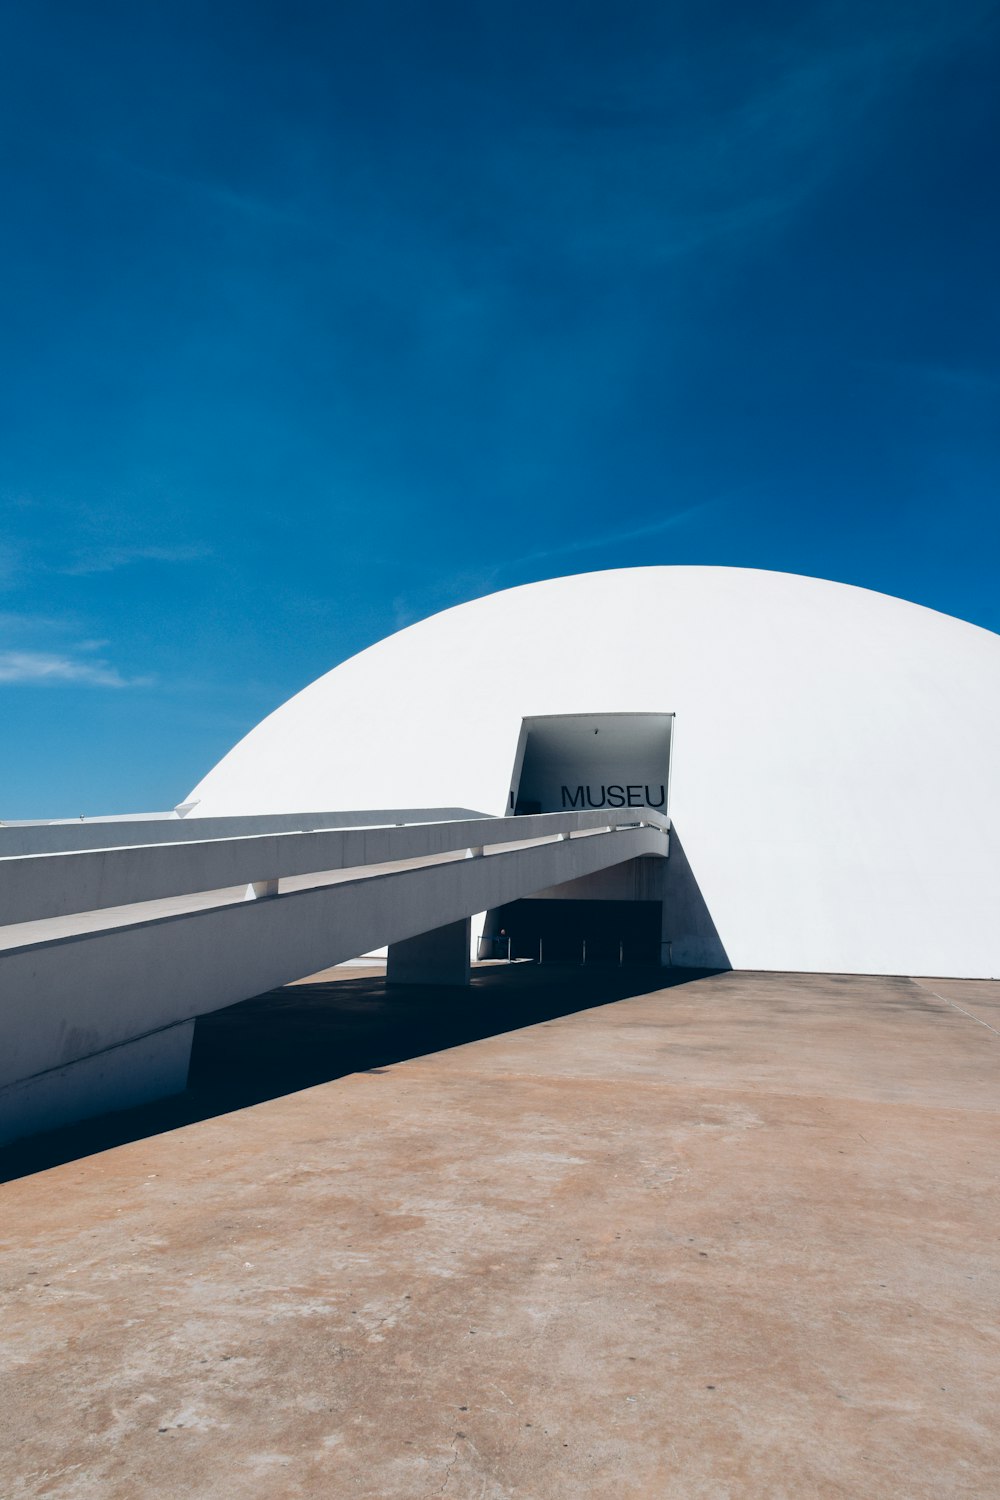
[0,810,670,927]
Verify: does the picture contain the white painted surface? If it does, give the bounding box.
[188,566,1000,977]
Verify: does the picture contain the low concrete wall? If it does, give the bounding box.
[0,1021,193,1144]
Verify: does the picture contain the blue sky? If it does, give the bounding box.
[2,0,998,817]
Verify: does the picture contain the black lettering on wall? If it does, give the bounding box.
[556,781,667,811]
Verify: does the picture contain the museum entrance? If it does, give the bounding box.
[507,711,673,818]
[485,898,662,965]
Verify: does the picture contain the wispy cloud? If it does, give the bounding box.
[385,492,753,629]
[0,621,151,687]
[505,491,749,573]
[60,543,210,576]
[389,567,506,633]
[0,611,67,635]
[107,154,331,240]
[857,358,1000,397]
[0,650,150,687]
[0,543,25,588]
[101,3,995,293]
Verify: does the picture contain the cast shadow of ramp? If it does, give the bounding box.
[0,963,714,1184]
[663,827,731,971]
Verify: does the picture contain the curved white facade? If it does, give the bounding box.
[188,567,1000,978]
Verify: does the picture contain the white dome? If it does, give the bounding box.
[188,566,1000,977]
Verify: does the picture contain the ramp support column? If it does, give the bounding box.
[387,917,472,987]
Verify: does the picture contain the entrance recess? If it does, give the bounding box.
[491,898,662,964]
[508,712,674,816]
[483,712,674,964]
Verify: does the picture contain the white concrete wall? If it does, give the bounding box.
[187,567,1000,978]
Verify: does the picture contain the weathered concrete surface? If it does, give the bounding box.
[1,968,997,1499]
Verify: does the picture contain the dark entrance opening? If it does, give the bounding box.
[492,898,661,964]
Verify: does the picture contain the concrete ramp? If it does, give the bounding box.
[0,808,668,1143]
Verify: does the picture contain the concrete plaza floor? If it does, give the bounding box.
[1,966,998,1498]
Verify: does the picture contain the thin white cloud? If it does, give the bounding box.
[858,358,1000,397]
[110,4,990,276]
[60,543,210,576]
[0,650,150,687]
[0,611,66,634]
[0,543,25,587]
[507,489,755,572]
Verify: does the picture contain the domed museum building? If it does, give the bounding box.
[187,566,1000,980]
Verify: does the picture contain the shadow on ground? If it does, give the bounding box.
[0,963,713,1184]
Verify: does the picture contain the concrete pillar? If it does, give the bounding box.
[387,917,472,987]
[245,879,279,900]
